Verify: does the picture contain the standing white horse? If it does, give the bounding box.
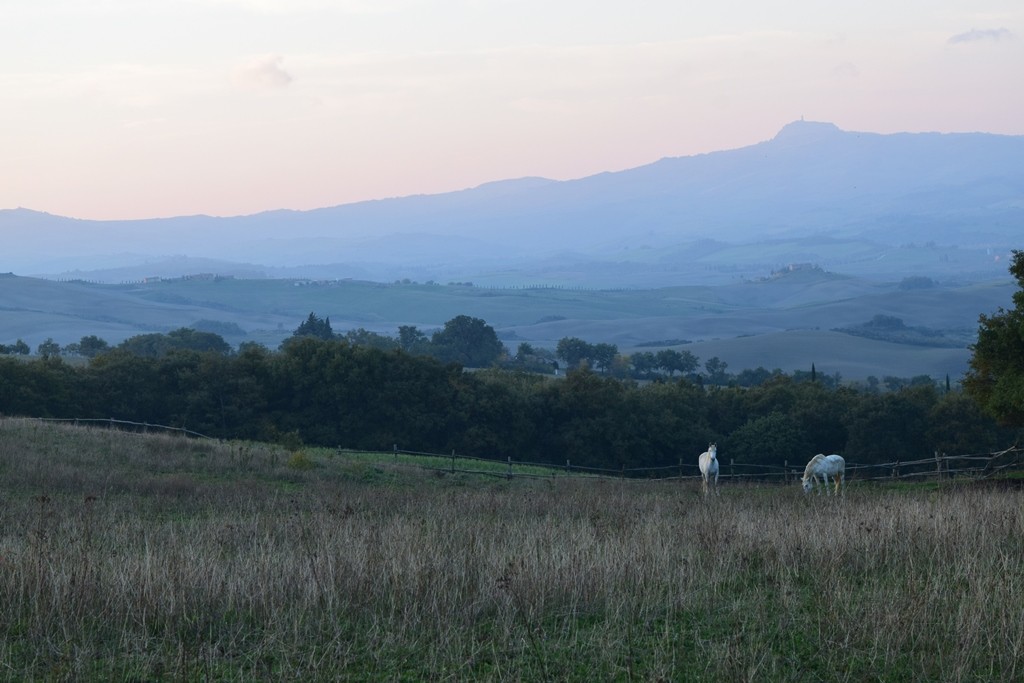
[699,443,719,496]
[801,453,845,495]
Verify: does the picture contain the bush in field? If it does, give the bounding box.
[287,450,314,470]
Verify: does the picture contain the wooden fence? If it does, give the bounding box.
[23,417,1024,485]
[33,416,214,440]
[389,444,1024,485]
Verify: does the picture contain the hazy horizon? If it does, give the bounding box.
[2,1,1022,222]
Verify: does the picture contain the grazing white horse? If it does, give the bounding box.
[801,453,845,496]
[698,443,719,496]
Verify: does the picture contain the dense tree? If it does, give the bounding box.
[292,312,334,340]
[704,357,730,386]
[431,315,504,367]
[591,343,619,374]
[726,411,811,469]
[75,335,110,358]
[118,328,231,357]
[0,356,80,417]
[166,328,232,355]
[84,350,167,421]
[271,336,465,449]
[3,339,30,355]
[342,328,399,351]
[446,369,541,458]
[515,342,535,361]
[734,367,780,387]
[509,343,557,374]
[927,392,1014,456]
[536,368,630,470]
[118,333,172,358]
[37,338,61,359]
[630,351,658,379]
[556,337,592,369]
[398,325,430,354]
[623,380,712,469]
[964,249,1024,426]
[843,385,938,464]
[630,352,655,378]
[656,349,699,377]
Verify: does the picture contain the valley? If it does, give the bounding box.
[1,265,1013,382]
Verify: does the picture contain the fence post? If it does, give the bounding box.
[679,458,683,479]
[730,458,734,481]
[451,449,455,474]
[784,460,788,484]
[892,460,900,480]
[566,459,570,475]
[935,451,942,480]
[393,444,398,463]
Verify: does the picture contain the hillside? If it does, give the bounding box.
[0,268,1013,381]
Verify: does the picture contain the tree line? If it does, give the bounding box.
[5,312,944,392]
[1,329,1018,473]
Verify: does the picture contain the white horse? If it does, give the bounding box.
[698,443,719,496]
[801,453,845,495]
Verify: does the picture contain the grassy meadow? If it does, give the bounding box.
[0,418,1022,681]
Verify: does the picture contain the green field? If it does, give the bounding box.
[1,419,1021,680]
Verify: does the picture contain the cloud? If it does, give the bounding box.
[200,0,414,14]
[233,54,293,89]
[947,28,1013,45]
[832,62,859,79]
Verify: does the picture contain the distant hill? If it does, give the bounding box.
[0,269,1014,382]
[1,120,1021,287]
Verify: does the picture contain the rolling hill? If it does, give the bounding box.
[0,267,1014,382]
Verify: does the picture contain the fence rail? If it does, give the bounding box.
[16,417,1024,485]
[387,444,1024,485]
[31,417,214,440]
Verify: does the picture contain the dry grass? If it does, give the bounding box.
[0,418,1022,681]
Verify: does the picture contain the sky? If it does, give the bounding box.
[1,0,1022,221]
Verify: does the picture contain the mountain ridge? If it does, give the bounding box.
[2,120,1021,286]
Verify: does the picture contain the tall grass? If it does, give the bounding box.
[0,418,1021,680]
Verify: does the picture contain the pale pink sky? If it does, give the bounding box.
[1,0,1022,220]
